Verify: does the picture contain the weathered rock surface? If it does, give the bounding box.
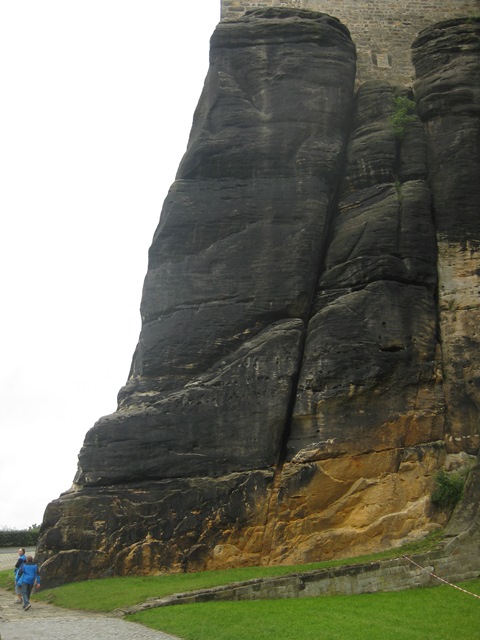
[413,18,480,455]
[74,8,356,488]
[289,81,440,461]
[264,79,445,564]
[37,11,480,586]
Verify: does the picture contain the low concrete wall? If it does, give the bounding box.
[122,534,480,614]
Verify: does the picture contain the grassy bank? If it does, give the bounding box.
[128,580,480,640]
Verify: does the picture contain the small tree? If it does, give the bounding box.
[431,470,465,508]
[390,95,417,140]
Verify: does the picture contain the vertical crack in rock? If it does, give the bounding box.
[271,75,445,564]
[260,70,358,565]
[287,79,440,462]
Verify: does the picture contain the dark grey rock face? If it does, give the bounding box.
[413,18,480,454]
[288,80,440,460]
[412,18,480,239]
[79,319,304,484]
[74,8,356,487]
[37,13,480,586]
[38,10,357,583]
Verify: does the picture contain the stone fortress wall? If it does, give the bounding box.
[220,0,480,83]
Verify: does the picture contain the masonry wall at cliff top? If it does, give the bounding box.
[221,0,480,83]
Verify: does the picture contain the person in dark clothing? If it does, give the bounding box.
[13,548,26,604]
[17,555,41,610]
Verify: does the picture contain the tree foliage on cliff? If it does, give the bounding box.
[390,95,417,139]
[431,470,465,508]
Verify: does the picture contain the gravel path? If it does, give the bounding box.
[0,550,181,640]
[0,549,36,571]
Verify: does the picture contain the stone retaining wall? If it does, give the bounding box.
[123,534,480,613]
[220,1,480,84]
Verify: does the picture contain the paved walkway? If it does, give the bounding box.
[0,550,180,640]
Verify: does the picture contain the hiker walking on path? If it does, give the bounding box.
[13,548,26,604]
[16,554,41,610]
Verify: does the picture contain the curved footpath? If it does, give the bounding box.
[0,550,180,640]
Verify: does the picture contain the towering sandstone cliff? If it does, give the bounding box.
[37,8,480,586]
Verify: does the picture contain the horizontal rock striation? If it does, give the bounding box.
[37,11,480,586]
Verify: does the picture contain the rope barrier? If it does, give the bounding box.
[402,554,480,600]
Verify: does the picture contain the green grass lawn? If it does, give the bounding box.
[127,580,480,640]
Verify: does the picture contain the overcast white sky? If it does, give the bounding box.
[0,1,220,530]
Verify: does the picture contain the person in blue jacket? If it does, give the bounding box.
[17,555,41,610]
[13,548,26,604]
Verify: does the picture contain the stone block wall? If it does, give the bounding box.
[124,534,480,613]
[220,1,480,84]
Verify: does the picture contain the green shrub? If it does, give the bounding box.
[390,95,417,139]
[431,470,465,508]
[0,524,40,547]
